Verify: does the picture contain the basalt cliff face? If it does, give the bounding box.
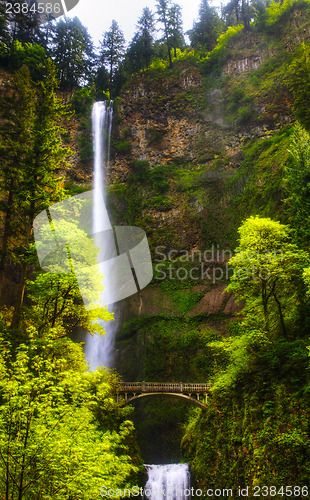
[100,8,308,256]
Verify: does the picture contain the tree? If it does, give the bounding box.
[0,331,140,499]
[0,66,36,303]
[52,17,95,89]
[222,0,253,29]
[286,43,310,132]
[188,0,224,51]
[3,0,40,43]
[0,61,72,327]
[100,20,125,93]
[168,3,184,57]
[137,7,155,68]
[226,216,309,336]
[128,7,155,72]
[156,0,173,67]
[284,123,310,246]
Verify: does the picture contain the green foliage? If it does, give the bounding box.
[227,216,309,335]
[150,164,170,192]
[0,60,72,326]
[71,87,94,116]
[9,40,47,80]
[188,0,224,52]
[286,43,310,131]
[52,17,95,89]
[200,25,244,74]
[228,85,255,124]
[130,160,151,183]
[0,331,140,499]
[283,122,310,245]
[265,0,310,26]
[113,139,132,155]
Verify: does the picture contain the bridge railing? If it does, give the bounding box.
[119,382,211,393]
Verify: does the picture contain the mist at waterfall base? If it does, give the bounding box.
[84,101,116,371]
[144,464,191,500]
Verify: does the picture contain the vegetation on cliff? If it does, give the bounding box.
[1,0,310,496]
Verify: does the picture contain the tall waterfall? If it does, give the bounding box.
[144,464,191,499]
[84,101,115,370]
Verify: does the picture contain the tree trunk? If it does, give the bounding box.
[273,291,287,336]
[0,177,15,303]
[11,262,28,330]
[11,197,35,329]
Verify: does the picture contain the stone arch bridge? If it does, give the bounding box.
[117,382,211,409]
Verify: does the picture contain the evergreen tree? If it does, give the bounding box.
[0,61,71,327]
[156,0,173,67]
[222,0,253,29]
[286,43,310,132]
[284,123,310,246]
[52,17,95,89]
[188,0,224,51]
[3,0,41,44]
[168,3,184,57]
[124,8,155,74]
[0,0,11,59]
[136,7,155,69]
[0,65,35,303]
[100,20,125,93]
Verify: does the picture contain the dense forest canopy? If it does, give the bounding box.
[1,0,310,497]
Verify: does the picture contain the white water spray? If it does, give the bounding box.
[84,101,115,370]
[144,464,191,500]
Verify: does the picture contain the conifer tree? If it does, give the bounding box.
[0,60,71,327]
[156,0,173,67]
[52,17,95,89]
[100,20,125,93]
[0,65,35,302]
[169,3,184,57]
[189,0,224,51]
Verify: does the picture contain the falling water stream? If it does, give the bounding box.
[144,464,191,499]
[84,103,192,497]
[84,101,115,370]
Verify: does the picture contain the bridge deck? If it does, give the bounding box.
[119,382,211,393]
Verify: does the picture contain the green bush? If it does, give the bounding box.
[113,139,132,155]
[151,164,170,193]
[237,105,253,124]
[71,87,94,116]
[130,160,151,183]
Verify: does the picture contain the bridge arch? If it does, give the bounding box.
[117,382,211,410]
[122,392,208,409]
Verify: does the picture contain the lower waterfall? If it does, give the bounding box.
[144,464,191,499]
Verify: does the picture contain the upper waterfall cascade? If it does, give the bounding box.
[84,101,115,370]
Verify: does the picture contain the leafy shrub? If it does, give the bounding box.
[130,160,151,183]
[237,105,253,124]
[78,132,93,162]
[150,165,170,193]
[113,139,132,155]
[200,25,244,74]
[71,87,94,116]
[265,0,310,25]
[150,195,172,210]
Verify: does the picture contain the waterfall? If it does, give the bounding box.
[84,101,115,370]
[144,464,191,499]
